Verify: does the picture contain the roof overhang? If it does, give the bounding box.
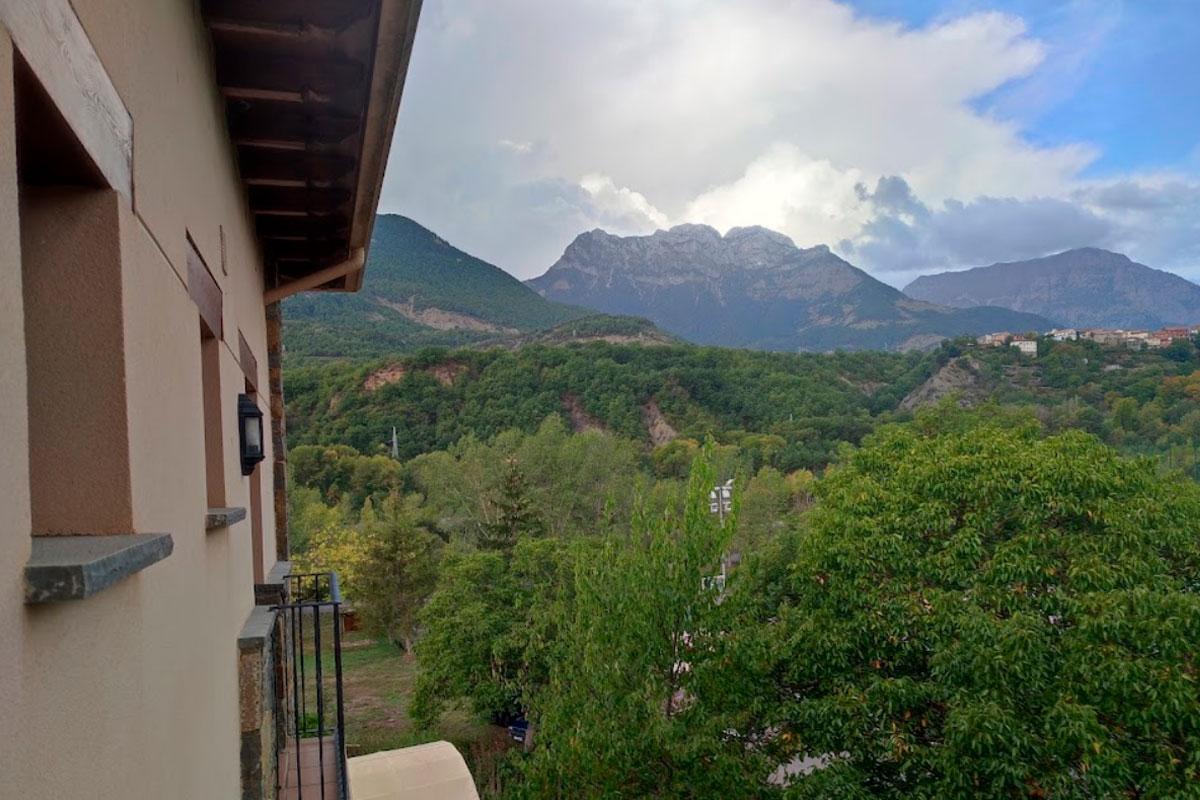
[202,0,422,298]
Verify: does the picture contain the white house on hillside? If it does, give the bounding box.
[1012,339,1038,356]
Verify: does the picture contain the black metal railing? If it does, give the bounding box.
[275,572,348,800]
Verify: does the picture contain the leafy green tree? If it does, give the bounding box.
[411,538,571,728]
[652,438,701,478]
[479,457,544,551]
[289,443,403,507]
[516,451,769,798]
[287,483,346,555]
[728,418,1200,798]
[1163,338,1195,363]
[355,495,444,653]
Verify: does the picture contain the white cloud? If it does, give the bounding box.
[381,0,1193,281]
[580,173,670,232]
[1075,177,1200,279]
[843,175,1115,279]
[839,174,1200,286]
[683,145,871,247]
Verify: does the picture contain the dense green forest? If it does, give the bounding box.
[285,342,931,468]
[290,409,1200,797]
[285,336,1200,476]
[284,334,1200,796]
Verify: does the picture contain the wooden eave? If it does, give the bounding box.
[202,0,422,295]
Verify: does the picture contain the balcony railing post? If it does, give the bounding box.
[332,582,348,799]
[289,602,303,796]
[274,572,349,800]
[313,601,327,796]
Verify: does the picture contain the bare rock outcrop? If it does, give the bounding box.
[641,400,678,446]
[375,296,519,334]
[363,364,409,392]
[364,360,467,392]
[899,356,988,412]
[562,394,607,434]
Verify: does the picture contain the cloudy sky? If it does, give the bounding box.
[378,0,1200,287]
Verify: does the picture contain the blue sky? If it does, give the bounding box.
[849,0,1200,177]
[382,0,1200,284]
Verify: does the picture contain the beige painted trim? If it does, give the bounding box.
[263,248,364,304]
[343,0,423,292]
[0,0,132,200]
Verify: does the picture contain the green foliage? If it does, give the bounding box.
[290,443,404,507]
[478,458,544,552]
[727,419,1200,798]
[411,538,573,729]
[287,483,346,555]
[354,496,444,652]
[515,449,770,799]
[284,341,932,468]
[404,416,645,543]
[287,337,1200,487]
[282,335,1200,798]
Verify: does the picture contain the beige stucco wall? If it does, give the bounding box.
[0,25,32,763]
[0,0,283,796]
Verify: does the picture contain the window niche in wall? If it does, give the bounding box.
[16,54,134,536]
[188,239,227,512]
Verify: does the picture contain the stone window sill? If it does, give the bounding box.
[205,506,246,531]
[25,533,173,603]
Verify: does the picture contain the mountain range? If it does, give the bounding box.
[526,224,1051,352]
[284,215,666,359]
[285,215,1200,361]
[904,248,1200,330]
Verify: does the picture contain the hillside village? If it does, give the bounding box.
[977,325,1200,356]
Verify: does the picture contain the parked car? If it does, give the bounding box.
[506,718,530,744]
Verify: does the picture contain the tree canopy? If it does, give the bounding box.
[723,416,1200,798]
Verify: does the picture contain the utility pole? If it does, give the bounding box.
[391,426,399,460]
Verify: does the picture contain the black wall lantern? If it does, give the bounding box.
[238,393,265,475]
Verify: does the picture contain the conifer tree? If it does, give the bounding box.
[478,457,543,552]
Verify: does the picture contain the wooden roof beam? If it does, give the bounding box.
[264,248,365,304]
[256,215,349,239]
[247,185,351,214]
[205,18,340,44]
[263,239,348,261]
[228,106,360,145]
[201,0,376,31]
[239,150,356,184]
[215,50,365,100]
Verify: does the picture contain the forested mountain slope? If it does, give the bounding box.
[283,215,595,359]
[284,336,1200,475]
[285,342,933,464]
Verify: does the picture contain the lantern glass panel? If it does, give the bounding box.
[243,413,262,454]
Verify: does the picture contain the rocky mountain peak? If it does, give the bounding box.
[725,225,796,248]
[661,222,722,241]
[905,247,1200,329]
[527,224,1053,351]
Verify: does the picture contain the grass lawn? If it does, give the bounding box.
[336,629,496,755]
[300,624,512,792]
